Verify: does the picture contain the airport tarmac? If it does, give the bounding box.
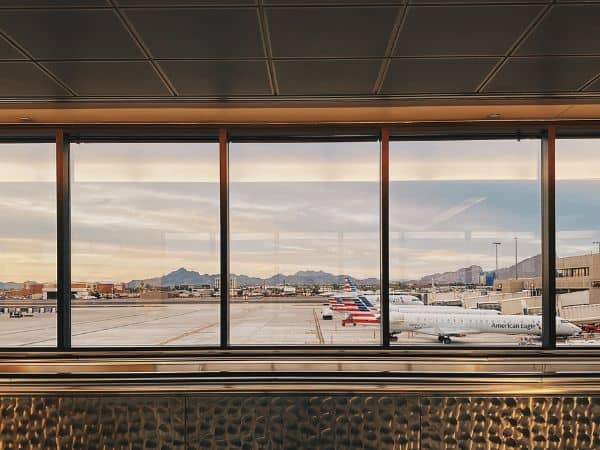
[0,302,589,347]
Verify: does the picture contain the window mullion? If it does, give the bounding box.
[56,129,71,350]
[381,128,390,347]
[542,127,556,349]
[219,128,229,348]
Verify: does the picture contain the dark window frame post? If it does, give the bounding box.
[56,129,71,349]
[542,126,556,349]
[219,128,229,347]
[381,128,390,347]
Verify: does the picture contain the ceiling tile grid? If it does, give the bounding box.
[382,58,500,94]
[0,9,142,60]
[483,57,600,93]
[159,60,272,96]
[0,35,24,60]
[266,7,399,58]
[395,5,546,57]
[0,62,70,97]
[43,60,171,96]
[0,2,598,101]
[122,7,265,59]
[275,59,382,95]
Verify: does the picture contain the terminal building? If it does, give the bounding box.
[494,253,600,302]
[492,254,600,322]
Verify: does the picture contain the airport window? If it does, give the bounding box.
[2,128,594,351]
[70,142,220,347]
[0,143,57,347]
[228,140,380,345]
[389,138,544,346]
[556,138,600,344]
[557,267,590,278]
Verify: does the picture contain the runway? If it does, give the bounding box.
[0,302,588,347]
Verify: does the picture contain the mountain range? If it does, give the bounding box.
[125,268,380,289]
[412,254,542,286]
[0,281,24,290]
[1,254,544,290]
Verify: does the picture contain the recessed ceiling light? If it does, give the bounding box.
[487,113,501,119]
[18,116,32,123]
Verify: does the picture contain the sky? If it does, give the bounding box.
[0,138,597,284]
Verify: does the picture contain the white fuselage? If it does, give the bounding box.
[390,312,581,337]
[363,294,424,306]
[390,305,499,315]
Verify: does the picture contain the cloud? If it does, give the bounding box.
[0,138,563,283]
[427,197,486,228]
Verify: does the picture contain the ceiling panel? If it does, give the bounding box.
[584,76,600,92]
[517,5,600,56]
[395,5,544,56]
[267,7,397,57]
[0,10,141,59]
[265,0,399,3]
[275,59,380,95]
[125,8,263,58]
[43,61,170,96]
[0,0,108,5]
[0,36,23,60]
[0,62,69,97]
[116,0,255,4]
[382,58,498,94]
[483,57,600,92]
[409,0,547,3]
[159,60,271,96]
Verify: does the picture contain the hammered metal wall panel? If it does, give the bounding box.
[186,395,420,450]
[3,393,600,449]
[421,396,600,450]
[57,396,185,450]
[0,397,59,449]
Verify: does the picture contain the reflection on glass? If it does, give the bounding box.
[390,139,546,346]
[229,141,380,345]
[0,143,56,347]
[71,142,219,346]
[556,139,600,345]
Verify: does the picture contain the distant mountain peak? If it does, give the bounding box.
[126,267,379,289]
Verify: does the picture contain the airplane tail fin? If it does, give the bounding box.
[344,278,357,294]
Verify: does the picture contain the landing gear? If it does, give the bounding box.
[390,334,398,342]
[439,336,452,344]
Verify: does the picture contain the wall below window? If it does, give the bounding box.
[1,393,599,449]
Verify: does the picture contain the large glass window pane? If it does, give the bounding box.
[390,139,545,346]
[0,143,56,347]
[229,141,380,345]
[556,138,600,346]
[71,142,219,347]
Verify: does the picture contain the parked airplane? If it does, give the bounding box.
[389,311,581,344]
[365,293,424,306]
[336,290,491,315]
[341,304,500,325]
[328,279,423,313]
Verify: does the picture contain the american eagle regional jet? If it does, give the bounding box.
[387,311,581,344]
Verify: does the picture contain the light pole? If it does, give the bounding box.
[514,237,519,279]
[492,242,502,273]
